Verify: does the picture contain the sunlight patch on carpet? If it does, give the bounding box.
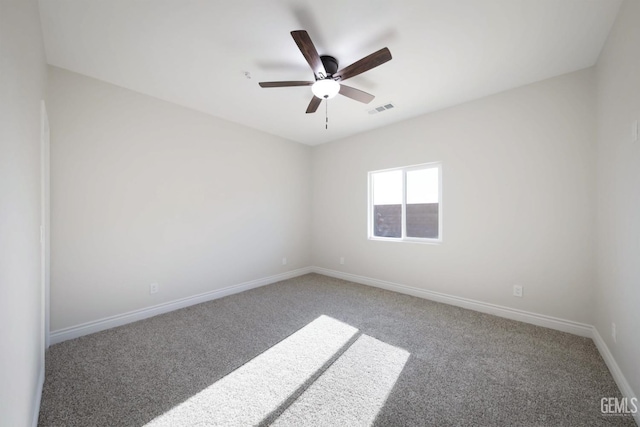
[271,334,410,426]
[144,315,358,426]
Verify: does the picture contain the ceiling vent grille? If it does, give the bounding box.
[368,103,395,115]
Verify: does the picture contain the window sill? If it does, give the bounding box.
[368,236,442,245]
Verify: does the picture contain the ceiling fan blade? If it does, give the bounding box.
[339,84,375,104]
[259,81,314,88]
[335,47,392,81]
[306,96,322,114]
[291,30,327,79]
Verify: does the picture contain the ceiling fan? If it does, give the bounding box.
[259,30,392,114]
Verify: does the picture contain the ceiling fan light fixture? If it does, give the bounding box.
[312,79,340,99]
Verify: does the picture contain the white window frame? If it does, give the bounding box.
[367,162,442,244]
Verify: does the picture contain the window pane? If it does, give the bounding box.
[372,170,402,238]
[373,170,402,205]
[406,168,439,238]
[406,168,438,204]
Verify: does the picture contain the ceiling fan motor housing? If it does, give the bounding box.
[320,55,338,78]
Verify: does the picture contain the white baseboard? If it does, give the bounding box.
[311,267,593,337]
[32,362,44,427]
[46,265,637,425]
[50,267,313,345]
[591,328,639,425]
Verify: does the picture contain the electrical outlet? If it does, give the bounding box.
[513,285,523,297]
[282,257,287,265]
[149,283,158,294]
[612,322,617,343]
[339,257,345,265]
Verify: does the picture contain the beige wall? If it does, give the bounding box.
[47,66,600,334]
[312,69,597,324]
[3,0,637,421]
[41,2,639,409]
[0,0,48,425]
[47,67,311,330]
[595,0,640,400]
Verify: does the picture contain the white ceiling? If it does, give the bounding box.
[38,0,621,146]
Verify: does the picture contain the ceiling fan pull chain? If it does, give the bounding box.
[325,99,328,130]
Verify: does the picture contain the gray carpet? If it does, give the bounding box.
[38,273,635,426]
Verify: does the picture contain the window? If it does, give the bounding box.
[368,163,441,243]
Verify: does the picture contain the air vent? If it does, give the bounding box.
[368,102,395,115]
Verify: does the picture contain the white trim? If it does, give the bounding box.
[44,265,638,425]
[311,267,593,337]
[591,328,639,425]
[32,362,44,427]
[50,267,313,345]
[40,100,50,351]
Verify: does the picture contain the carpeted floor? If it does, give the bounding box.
[38,273,635,426]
